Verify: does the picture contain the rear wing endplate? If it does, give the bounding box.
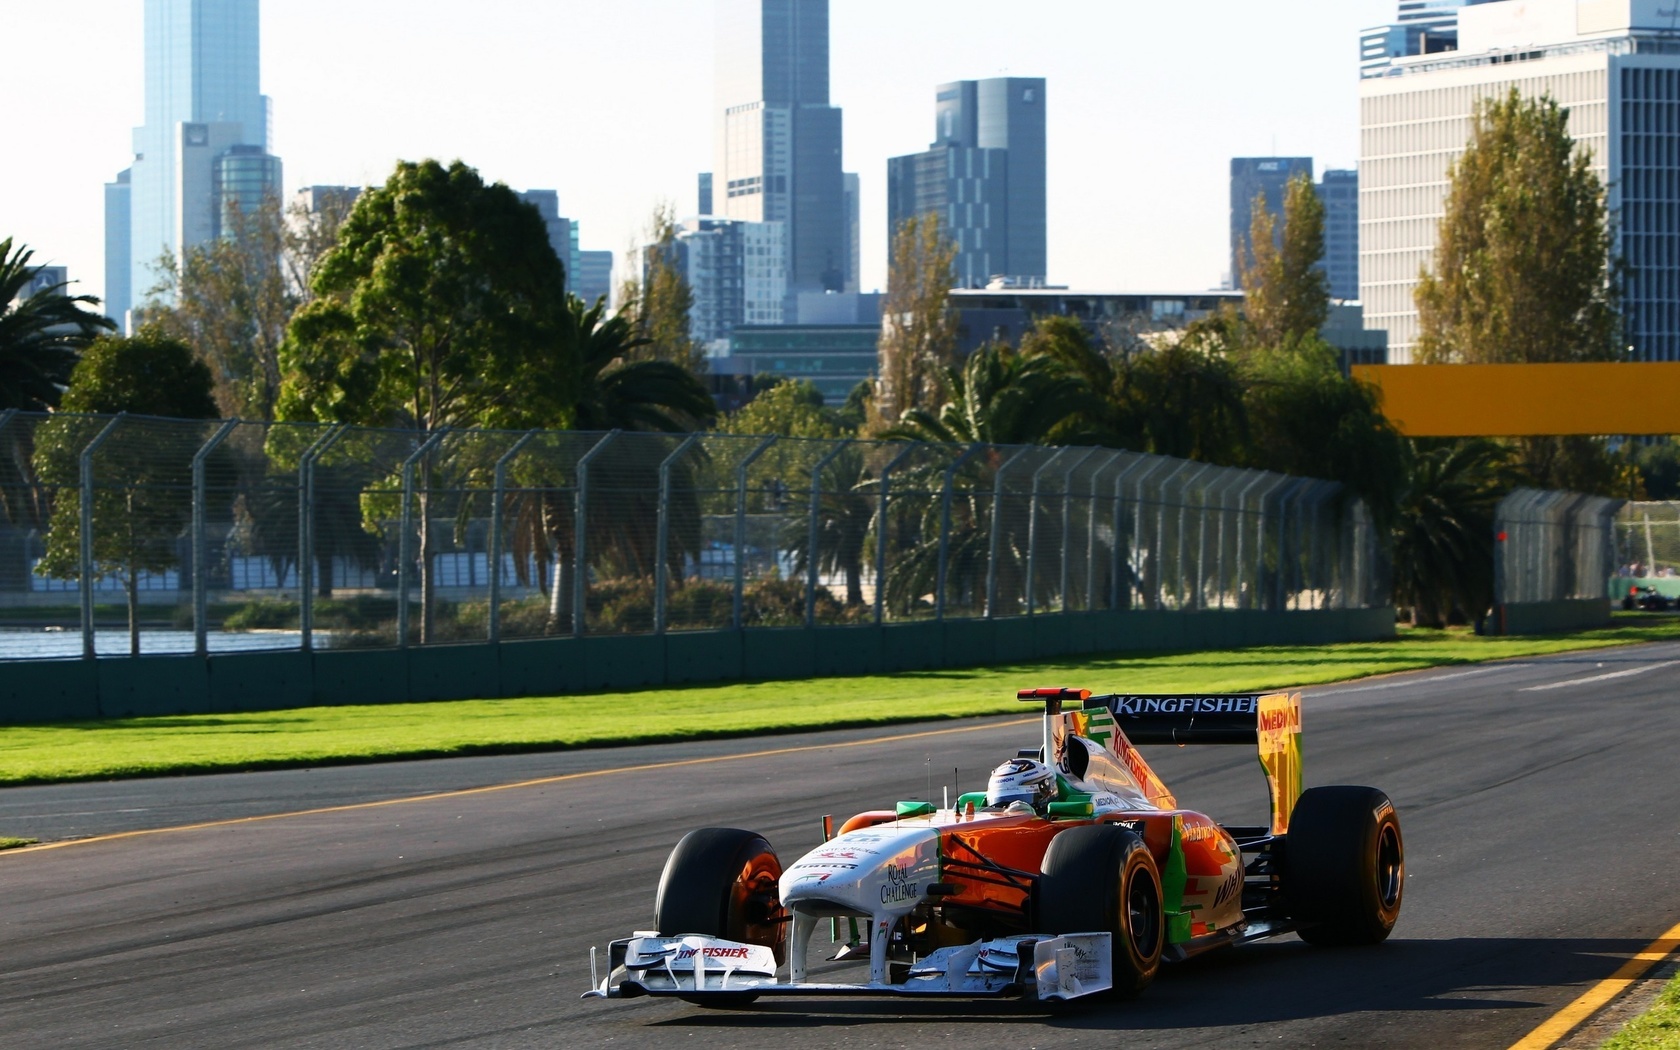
[1090,692,1303,835]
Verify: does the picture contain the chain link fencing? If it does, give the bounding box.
[1610,501,1680,603]
[0,411,1386,660]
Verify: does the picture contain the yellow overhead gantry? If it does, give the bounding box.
[1350,363,1680,437]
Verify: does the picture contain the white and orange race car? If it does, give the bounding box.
[583,687,1403,1005]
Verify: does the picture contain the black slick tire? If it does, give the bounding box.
[1284,786,1404,946]
[654,827,787,1007]
[1036,824,1164,997]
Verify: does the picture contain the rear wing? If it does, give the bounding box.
[1091,692,1303,835]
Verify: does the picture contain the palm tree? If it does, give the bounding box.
[884,342,1093,447]
[0,238,115,413]
[1391,439,1513,629]
[501,294,716,630]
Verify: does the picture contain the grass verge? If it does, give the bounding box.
[0,837,39,850]
[1,617,1677,788]
[1602,972,1680,1049]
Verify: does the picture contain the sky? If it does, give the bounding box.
[0,0,1397,308]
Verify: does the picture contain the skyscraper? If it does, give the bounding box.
[1359,0,1680,362]
[887,77,1047,287]
[1229,157,1312,288]
[1318,169,1359,302]
[110,0,279,323]
[1361,0,1501,78]
[714,0,849,308]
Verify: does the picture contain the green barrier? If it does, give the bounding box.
[0,606,1397,725]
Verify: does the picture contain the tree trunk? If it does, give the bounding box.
[317,548,333,599]
[845,562,863,606]
[127,566,140,657]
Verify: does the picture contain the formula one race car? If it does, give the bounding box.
[583,687,1403,1005]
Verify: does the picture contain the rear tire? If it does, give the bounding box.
[1036,824,1164,997]
[654,827,787,1006]
[1284,786,1404,946]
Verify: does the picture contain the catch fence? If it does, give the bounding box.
[1493,488,1622,605]
[0,411,1385,660]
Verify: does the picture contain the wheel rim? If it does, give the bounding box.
[1374,823,1403,910]
[1126,866,1162,960]
[729,849,787,957]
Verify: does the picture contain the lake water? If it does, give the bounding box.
[0,629,317,661]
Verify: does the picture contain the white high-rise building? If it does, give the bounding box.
[1360,0,1680,363]
[108,0,279,324]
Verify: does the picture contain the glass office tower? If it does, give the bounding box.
[116,0,275,316]
[715,0,849,306]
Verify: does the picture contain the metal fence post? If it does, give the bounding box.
[1149,461,1192,610]
[1227,473,1265,611]
[805,440,854,627]
[398,429,450,648]
[1057,449,1098,615]
[874,442,920,625]
[985,447,1030,618]
[1108,457,1153,611]
[571,430,621,639]
[488,429,540,643]
[191,419,240,657]
[1173,463,1213,611]
[935,444,984,620]
[1024,449,1075,617]
[733,436,779,630]
[298,425,348,652]
[1085,452,1124,612]
[78,415,125,660]
[653,434,701,635]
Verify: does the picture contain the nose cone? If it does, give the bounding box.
[780,822,942,916]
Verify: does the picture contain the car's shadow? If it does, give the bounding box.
[640,935,1638,1031]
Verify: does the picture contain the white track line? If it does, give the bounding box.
[1519,660,1680,692]
[1306,665,1507,697]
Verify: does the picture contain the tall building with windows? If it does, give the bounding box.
[715,0,849,307]
[1318,168,1359,302]
[653,218,788,347]
[1361,0,1501,78]
[1229,157,1312,287]
[1360,0,1680,362]
[887,77,1048,288]
[107,0,279,324]
[103,171,132,325]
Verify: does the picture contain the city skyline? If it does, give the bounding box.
[2,1,1393,312]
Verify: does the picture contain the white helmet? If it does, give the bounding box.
[986,758,1056,810]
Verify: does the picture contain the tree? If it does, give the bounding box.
[723,379,848,439]
[1241,341,1408,530]
[0,238,115,412]
[1416,90,1619,366]
[622,204,705,373]
[493,293,714,630]
[145,194,352,421]
[146,201,292,421]
[1391,439,1514,628]
[884,342,1090,448]
[873,213,958,427]
[275,159,567,642]
[1415,89,1623,492]
[1240,173,1330,349]
[33,329,219,653]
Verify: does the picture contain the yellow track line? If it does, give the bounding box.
[1506,919,1680,1049]
[2,717,1035,857]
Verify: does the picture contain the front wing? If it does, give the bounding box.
[582,932,1115,1002]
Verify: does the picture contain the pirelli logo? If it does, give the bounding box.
[1111,695,1258,716]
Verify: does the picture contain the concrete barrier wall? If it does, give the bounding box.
[1499,598,1612,635]
[0,607,1396,725]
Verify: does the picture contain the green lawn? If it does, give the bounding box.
[1603,973,1680,1050]
[1,618,1677,787]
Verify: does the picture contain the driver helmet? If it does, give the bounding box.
[986,758,1057,810]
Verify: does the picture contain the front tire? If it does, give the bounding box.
[654,827,787,1006]
[1284,786,1404,945]
[1036,824,1164,997]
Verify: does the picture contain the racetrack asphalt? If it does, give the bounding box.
[3,642,1679,1048]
